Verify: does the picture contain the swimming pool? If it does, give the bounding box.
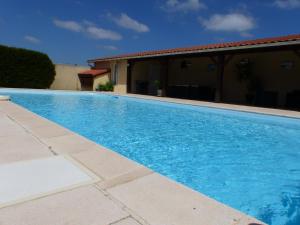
[1,88,300,225]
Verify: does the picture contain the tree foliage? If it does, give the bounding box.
[0,45,55,88]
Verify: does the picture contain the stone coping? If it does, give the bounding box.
[1,87,300,118]
[0,99,265,225]
[107,92,300,119]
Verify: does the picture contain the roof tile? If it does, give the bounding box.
[89,34,300,62]
[78,69,110,77]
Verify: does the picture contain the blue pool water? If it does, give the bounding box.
[1,88,300,225]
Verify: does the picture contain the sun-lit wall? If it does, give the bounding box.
[94,60,128,94]
[92,73,110,91]
[50,64,89,90]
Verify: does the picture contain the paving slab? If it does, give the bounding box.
[98,166,153,190]
[0,186,129,225]
[27,123,71,138]
[0,156,98,208]
[111,217,142,225]
[0,134,52,164]
[0,101,34,116]
[108,173,264,225]
[11,113,55,129]
[0,116,27,137]
[41,133,99,154]
[72,148,143,180]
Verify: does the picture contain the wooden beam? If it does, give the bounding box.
[160,58,169,97]
[127,61,134,93]
[211,55,233,103]
[215,55,225,102]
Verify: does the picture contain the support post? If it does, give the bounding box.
[212,55,234,102]
[127,61,133,93]
[215,55,225,102]
[161,58,169,97]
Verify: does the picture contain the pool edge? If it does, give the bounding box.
[105,92,300,120]
[1,87,300,119]
[0,99,266,225]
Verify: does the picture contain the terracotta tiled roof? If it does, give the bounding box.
[88,34,300,62]
[78,69,110,77]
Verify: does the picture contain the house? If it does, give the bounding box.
[86,34,300,109]
[78,69,110,91]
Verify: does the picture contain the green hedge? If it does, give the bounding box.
[0,45,55,88]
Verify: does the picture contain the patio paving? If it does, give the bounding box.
[0,100,265,225]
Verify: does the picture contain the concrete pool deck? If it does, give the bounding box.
[0,99,266,225]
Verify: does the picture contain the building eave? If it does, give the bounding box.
[87,34,300,63]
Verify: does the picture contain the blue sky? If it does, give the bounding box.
[0,0,299,65]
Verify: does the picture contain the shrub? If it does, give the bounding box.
[154,79,162,89]
[0,45,55,88]
[98,81,114,91]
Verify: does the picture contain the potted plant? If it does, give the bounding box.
[154,80,162,97]
[97,81,114,92]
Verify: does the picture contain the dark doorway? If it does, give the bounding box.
[78,75,93,91]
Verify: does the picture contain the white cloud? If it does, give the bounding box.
[274,0,300,9]
[53,19,122,41]
[113,13,149,33]
[200,13,255,33]
[53,19,83,32]
[86,26,122,40]
[24,35,41,44]
[82,20,95,27]
[98,45,118,51]
[162,0,206,12]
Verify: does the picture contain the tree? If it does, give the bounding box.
[0,45,55,88]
